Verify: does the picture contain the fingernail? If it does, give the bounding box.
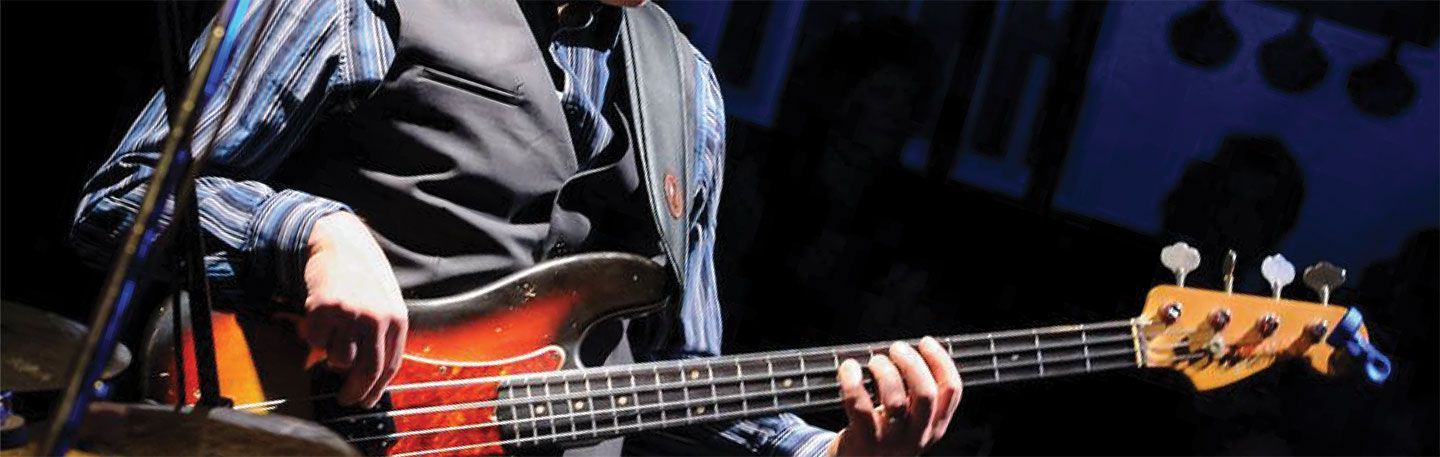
[921,336,940,349]
[869,354,884,365]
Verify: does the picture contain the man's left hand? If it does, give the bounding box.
[829,337,963,456]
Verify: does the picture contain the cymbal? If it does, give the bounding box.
[1,301,131,392]
[76,402,359,456]
[0,402,358,456]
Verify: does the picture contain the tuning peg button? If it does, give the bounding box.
[1305,320,1329,342]
[1161,242,1202,287]
[1303,262,1346,305]
[1261,254,1295,300]
[1161,302,1183,325]
[1209,309,1232,330]
[1257,314,1280,337]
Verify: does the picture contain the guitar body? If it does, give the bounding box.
[143,253,673,456]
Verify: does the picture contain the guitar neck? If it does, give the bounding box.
[494,318,1144,448]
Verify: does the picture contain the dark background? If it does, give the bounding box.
[2,0,1436,455]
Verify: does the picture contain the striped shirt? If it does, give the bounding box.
[69,0,832,455]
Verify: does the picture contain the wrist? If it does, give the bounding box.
[308,211,367,253]
[825,429,843,457]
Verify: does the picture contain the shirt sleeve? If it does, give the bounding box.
[69,0,394,310]
[649,46,836,457]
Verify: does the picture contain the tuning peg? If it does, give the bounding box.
[1161,242,1202,287]
[1261,254,1295,300]
[1303,261,1346,305]
[1221,250,1237,294]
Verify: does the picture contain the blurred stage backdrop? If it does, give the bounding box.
[2,1,1435,455]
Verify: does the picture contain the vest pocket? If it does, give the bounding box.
[415,65,526,107]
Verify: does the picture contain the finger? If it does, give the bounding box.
[304,307,338,349]
[838,358,877,437]
[362,318,405,407]
[889,341,936,432]
[868,353,907,436]
[326,325,358,371]
[339,320,382,407]
[919,336,962,436]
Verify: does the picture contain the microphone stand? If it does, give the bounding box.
[37,0,253,453]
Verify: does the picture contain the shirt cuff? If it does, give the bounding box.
[244,189,350,307]
[771,423,836,457]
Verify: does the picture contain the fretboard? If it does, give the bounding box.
[496,319,1142,448]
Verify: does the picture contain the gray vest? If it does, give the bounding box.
[278,0,695,305]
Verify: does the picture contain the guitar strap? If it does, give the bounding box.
[620,3,695,289]
[562,5,695,457]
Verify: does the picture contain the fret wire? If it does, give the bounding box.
[507,384,520,445]
[1033,329,1044,376]
[736,359,749,415]
[584,375,596,437]
[678,364,693,422]
[706,362,720,418]
[988,333,1000,382]
[606,371,618,431]
[1080,324,1091,372]
[526,383,539,445]
[798,354,810,405]
[766,356,779,408]
[653,365,665,423]
[560,375,575,437]
[628,365,640,430]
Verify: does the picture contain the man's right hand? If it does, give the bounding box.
[303,212,409,408]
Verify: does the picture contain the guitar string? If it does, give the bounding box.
[231,320,1139,411]
[239,328,1138,417]
[376,346,1235,457]
[321,333,1140,421]
[345,337,1256,452]
[243,321,1231,420]
[324,344,1142,426]
[344,348,1151,447]
[373,352,1170,456]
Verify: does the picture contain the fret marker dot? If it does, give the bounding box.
[574,400,586,410]
[689,369,700,380]
[1011,354,1020,361]
[534,405,546,414]
[617,397,629,406]
[782,378,793,388]
[695,406,705,414]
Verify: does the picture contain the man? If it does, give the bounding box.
[71,1,962,455]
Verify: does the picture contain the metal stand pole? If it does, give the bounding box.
[36,1,252,453]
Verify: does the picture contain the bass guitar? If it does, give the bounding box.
[142,244,1392,456]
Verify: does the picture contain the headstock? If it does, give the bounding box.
[1137,243,1391,391]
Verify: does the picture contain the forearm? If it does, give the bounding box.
[71,171,349,309]
[69,0,389,309]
